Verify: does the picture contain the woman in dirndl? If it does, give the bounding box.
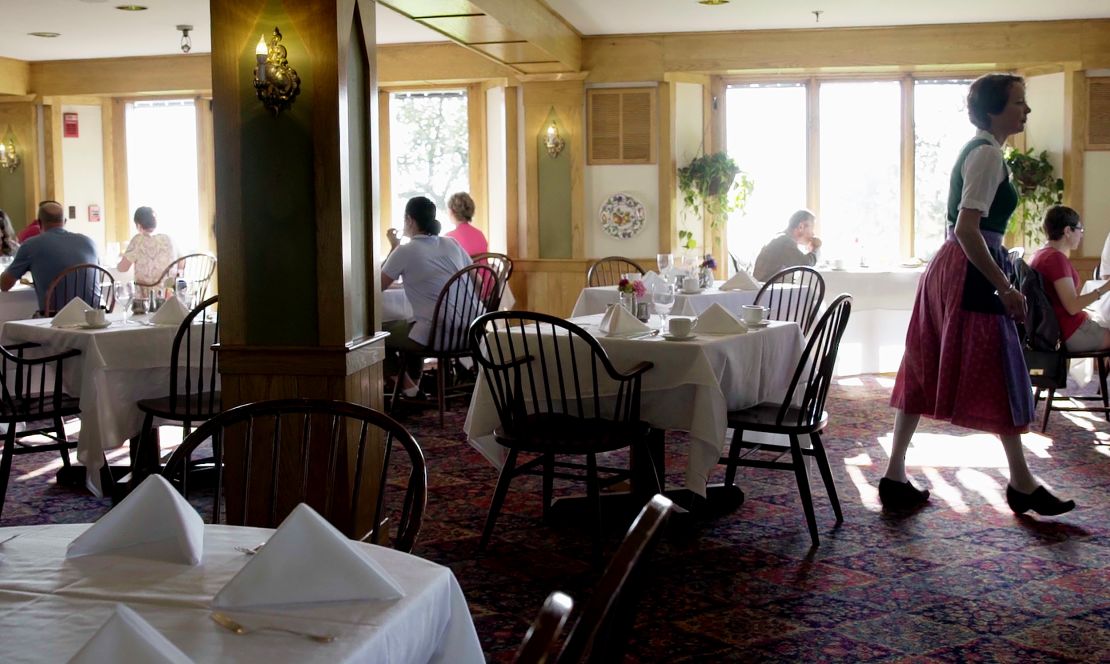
[882,73,1074,517]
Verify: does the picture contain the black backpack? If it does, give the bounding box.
[1012,257,1061,352]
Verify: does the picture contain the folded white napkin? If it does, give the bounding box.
[693,303,747,335]
[213,503,405,609]
[68,604,193,664]
[67,475,204,566]
[51,298,91,326]
[641,271,666,291]
[598,303,650,336]
[719,271,761,291]
[150,296,190,326]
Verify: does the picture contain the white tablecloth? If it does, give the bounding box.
[463,314,804,495]
[0,284,39,323]
[570,282,762,318]
[818,267,924,376]
[382,284,516,323]
[0,523,483,664]
[0,313,213,497]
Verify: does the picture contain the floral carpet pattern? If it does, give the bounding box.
[4,375,1110,662]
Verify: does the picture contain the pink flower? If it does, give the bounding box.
[632,280,647,298]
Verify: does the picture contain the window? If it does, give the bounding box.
[724,76,975,264]
[125,99,200,252]
[388,90,469,232]
[725,84,807,270]
[915,79,973,259]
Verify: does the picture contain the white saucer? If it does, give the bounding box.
[79,321,111,330]
[744,320,770,329]
[662,333,696,341]
[681,289,702,295]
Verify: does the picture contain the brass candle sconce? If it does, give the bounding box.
[0,128,19,173]
[544,119,565,159]
[253,27,301,115]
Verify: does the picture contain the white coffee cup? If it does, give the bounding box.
[85,308,106,326]
[682,276,700,293]
[668,316,694,338]
[831,258,845,270]
[740,305,766,325]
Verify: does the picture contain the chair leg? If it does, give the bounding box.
[437,364,447,428]
[723,427,744,488]
[1099,360,1110,422]
[586,453,603,565]
[1041,388,1056,432]
[388,355,404,414]
[542,453,554,521]
[810,433,842,522]
[789,434,820,547]
[479,449,518,552]
[53,417,71,467]
[1032,387,1042,408]
[133,414,157,489]
[0,427,15,519]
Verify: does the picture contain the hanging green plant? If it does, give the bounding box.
[1004,146,1064,247]
[677,151,754,224]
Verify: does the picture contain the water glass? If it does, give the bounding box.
[114,282,135,324]
[657,253,673,276]
[652,283,676,329]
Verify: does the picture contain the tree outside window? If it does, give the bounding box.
[388,90,469,230]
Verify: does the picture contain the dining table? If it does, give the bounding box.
[570,281,764,318]
[464,313,804,498]
[0,311,214,498]
[0,523,484,663]
[0,283,39,323]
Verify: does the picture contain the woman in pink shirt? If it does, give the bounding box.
[444,192,488,257]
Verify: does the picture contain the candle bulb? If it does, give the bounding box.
[255,35,268,83]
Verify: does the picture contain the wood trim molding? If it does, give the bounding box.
[657,81,675,252]
[1064,66,1086,220]
[899,76,915,257]
[467,82,489,238]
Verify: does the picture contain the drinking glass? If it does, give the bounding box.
[656,253,673,277]
[652,283,675,330]
[114,282,135,324]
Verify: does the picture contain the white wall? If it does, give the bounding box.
[60,104,106,251]
[584,82,660,258]
[674,82,705,248]
[1024,73,1065,173]
[485,86,507,253]
[1086,73,1110,257]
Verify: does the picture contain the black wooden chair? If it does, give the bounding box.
[720,294,853,546]
[0,342,81,519]
[161,398,427,552]
[470,251,513,310]
[514,591,574,664]
[42,263,115,316]
[131,296,220,486]
[138,253,217,300]
[753,266,826,336]
[586,257,645,288]
[468,310,658,562]
[556,494,673,664]
[390,263,499,426]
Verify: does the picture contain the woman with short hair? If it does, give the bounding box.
[444,191,488,257]
[117,206,178,289]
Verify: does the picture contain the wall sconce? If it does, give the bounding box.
[0,128,19,173]
[253,27,301,115]
[544,120,565,159]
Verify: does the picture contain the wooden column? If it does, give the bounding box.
[210,0,386,534]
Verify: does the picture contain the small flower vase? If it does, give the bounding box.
[699,266,714,289]
[618,291,636,314]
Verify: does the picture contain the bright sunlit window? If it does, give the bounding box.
[819,81,902,262]
[915,79,973,260]
[725,84,807,271]
[388,90,469,232]
[125,99,200,253]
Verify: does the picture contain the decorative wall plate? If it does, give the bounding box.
[600,193,645,239]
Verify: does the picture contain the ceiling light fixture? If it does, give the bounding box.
[115,5,148,11]
[177,24,193,53]
[698,0,730,5]
[27,32,61,38]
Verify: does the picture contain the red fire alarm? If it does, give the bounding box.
[63,112,79,138]
[88,204,101,222]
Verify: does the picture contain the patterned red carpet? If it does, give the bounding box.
[4,375,1110,662]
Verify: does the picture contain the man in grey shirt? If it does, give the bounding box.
[753,209,823,281]
[1,201,100,313]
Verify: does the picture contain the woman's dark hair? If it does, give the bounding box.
[967,74,1023,130]
[447,192,475,222]
[786,209,815,233]
[1043,205,1080,241]
[133,206,157,231]
[405,196,441,236]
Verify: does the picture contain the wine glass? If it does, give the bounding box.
[656,253,673,278]
[652,283,675,330]
[114,282,134,324]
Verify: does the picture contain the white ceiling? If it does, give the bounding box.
[0,0,1107,62]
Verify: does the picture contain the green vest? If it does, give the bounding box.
[946,137,1019,235]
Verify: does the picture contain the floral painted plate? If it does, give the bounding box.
[600,193,645,239]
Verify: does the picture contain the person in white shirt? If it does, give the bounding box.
[381,196,472,397]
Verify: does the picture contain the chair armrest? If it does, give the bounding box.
[1,347,81,366]
[614,361,654,379]
[1,342,41,353]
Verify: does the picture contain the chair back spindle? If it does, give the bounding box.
[775,294,853,429]
[43,263,115,316]
[470,252,513,309]
[586,257,646,288]
[427,263,500,353]
[753,266,826,336]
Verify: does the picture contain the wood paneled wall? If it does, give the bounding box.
[509,257,658,318]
